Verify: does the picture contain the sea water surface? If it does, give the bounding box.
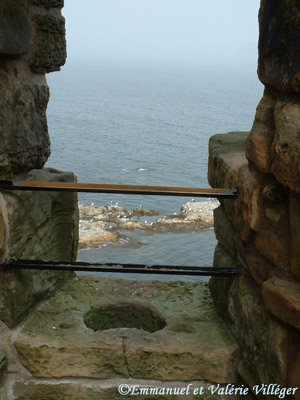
[46,63,263,281]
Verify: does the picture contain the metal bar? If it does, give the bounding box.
[0,180,239,199]
[1,259,239,277]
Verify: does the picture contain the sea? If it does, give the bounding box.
[46,62,263,281]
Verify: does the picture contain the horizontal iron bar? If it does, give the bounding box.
[1,259,239,277]
[0,180,239,198]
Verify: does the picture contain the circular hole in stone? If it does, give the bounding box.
[84,302,166,333]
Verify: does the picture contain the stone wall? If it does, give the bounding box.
[0,1,78,398]
[208,1,300,399]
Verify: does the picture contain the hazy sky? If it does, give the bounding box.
[63,0,260,68]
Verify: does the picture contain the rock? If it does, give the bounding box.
[235,240,275,285]
[208,132,248,189]
[30,0,64,8]
[0,349,6,371]
[262,184,288,203]
[213,206,236,257]
[0,1,32,56]
[14,276,239,383]
[208,132,268,241]
[246,94,275,174]
[209,244,237,320]
[180,201,219,225]
[30,15,66,74]
[254,229,288,269]
[271,100,300,191]
[0,388,6,400]
[0,75,50,177]
[262,277,300,332]
[290,192,300,279]
[0,168,78,328]
[289,349,300,400]
[228,275,295,388]
[258,0,300,93]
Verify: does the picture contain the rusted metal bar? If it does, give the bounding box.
[0,180,238,198]
[1,259,239,277]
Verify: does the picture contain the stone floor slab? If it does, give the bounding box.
[14,277,238,383]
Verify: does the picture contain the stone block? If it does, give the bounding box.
[271,100,300,191]
[31,0,64,8]
[208,132,248,189]
[30,15,66,73]
[228,275,294,388]
[14,277,239,383]
[289,349,300,400]
[254,229,288,270]
[0,76,50,177]
[0,388,6,400]
[0,1,32,56]
[0,168,78,328]
[0,349,6,371]
[209,244,237,320]
[290,192,300,279]
[258,0,300,93]
[208,132,268,241]
[262,277,300,332]
[213,206,236,257]
[235,240,275,285]
[246,93,275,174]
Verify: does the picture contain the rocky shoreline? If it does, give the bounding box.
[79,200,219,250]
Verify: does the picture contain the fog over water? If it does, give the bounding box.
[46,1,262,281]
[63,0,260,70]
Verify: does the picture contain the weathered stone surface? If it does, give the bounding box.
[13,381,233,400]
[209,244,237,320]
[0,1,32,56]
[246,94,275,174]
[30,15,66,73]
[0,388,6,400]
[31,0,64,8]
[213,206,236,257]
[262,276,300,332]
[0,75,50,177]
[235,240,275,285]
[0,168,78,328]
[0,198,8,264]
[290,192,300,279]
[258,0,300,93]
[228,275,294,388]
[14,277,239,383]
[208,132,248,189]
[254,229,288,269]
[289,349,300,400]
[5,168,78,261]
[271,100,300,191]
[208,132,268,241]
[0,349,6,371]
